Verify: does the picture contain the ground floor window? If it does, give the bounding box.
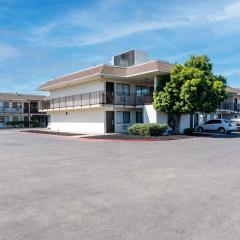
[136,111,143,123]
[116,111,130,124]
[13,116,22,121]
[0,116,8,123]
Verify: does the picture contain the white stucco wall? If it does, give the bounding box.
[50,80,105,98]
[156,111,168,124]
[143,105,157,123]
[48,109,105,134]
[179,114,191,133]
[143,105,168,124]
[143,105,191,133]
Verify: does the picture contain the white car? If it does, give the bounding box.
[231,118,240,126]
[196,119,237,134]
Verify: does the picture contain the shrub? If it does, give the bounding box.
[128,123,150,136]
[184,128,194,135]
[5,121,40,128]
[148,123,168,136]
[128,123,168,136]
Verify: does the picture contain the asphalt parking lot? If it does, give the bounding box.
[1,129,240,240]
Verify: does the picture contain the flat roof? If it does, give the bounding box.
[38,60,174,91]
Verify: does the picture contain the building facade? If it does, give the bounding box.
[38,50,240,134]
[0,93,48,128]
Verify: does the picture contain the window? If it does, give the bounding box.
[0,116,4,123]
[116,83,130,96]
[205,120,221,124]
[136,112,143,123]
[136,86,149,96]
[3,102,9,108]
[13,116,18,122]
[116,111,130,124]
[12,102,22,109]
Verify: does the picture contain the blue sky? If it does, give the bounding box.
[0,0,240,94]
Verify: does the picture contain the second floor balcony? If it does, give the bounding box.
[40,91,154,111]
[0,107,24,114]
[218,101,240,113]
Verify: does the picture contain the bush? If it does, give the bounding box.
[128,123,168,136]
[148,123,168,136]
[5,121,40,128]
[184,128,194,135]
[128,123,150,136]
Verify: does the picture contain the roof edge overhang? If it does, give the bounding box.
[37,60,174,91]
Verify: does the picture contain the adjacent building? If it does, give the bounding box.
[0,93,48,128]
[38,50,240,134]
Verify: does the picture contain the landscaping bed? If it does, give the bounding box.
[82,134,194,141]
[21,130,84,136]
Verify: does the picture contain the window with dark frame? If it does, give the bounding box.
[3,102,9,108]
[12,102,22,109]
[116,83,130,96]
[136,85,149,96]
[136,112,143,123]
[116,111,130,124]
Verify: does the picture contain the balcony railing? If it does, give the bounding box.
[40,91,153,110]
[0,108,24,113]
[218,101,240,112]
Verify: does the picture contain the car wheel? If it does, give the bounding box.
[218,127,226,134]
[197,127,204,132]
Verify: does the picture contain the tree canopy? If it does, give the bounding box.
[153,55,227,131]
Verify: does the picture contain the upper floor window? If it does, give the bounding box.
[3,102,9,108]
[136,86,153,96]
[116,83,130,96]
[12,102,22,109]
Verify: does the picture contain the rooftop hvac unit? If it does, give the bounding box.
[112,50,149,67]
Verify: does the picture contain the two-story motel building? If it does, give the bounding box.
[0,93,48,128]
[38,50,240,134]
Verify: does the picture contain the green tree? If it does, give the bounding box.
[153,55,227,132]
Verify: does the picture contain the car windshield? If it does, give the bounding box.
[223,120,230,123]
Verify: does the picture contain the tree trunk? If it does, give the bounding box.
[168,113,182,134]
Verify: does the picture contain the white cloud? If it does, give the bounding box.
[16,0,240,48]
[0,43,20,62]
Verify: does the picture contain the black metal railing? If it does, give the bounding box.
[218,101,240,112]
[0,107,24,113]
[40,91,153,110]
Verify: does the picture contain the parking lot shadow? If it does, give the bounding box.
[193,132,240,138]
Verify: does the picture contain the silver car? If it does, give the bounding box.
[196,119,237,134]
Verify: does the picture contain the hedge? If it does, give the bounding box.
[5,121,40,128]
[128,123,168,136]
[183,128,194,135]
